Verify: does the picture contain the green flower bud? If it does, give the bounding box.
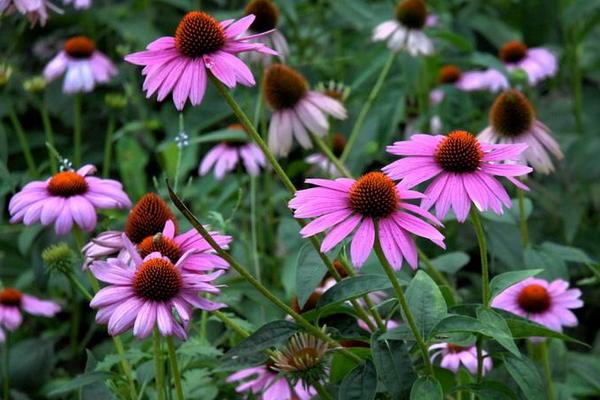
[42,243,75,275]
[23,76,47,93]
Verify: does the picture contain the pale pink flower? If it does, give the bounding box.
[125,12,276,111]
[499,40,557,85]
[289,172,445,270]
[0,0,61,26]
[43,36,117,94]
[429,343,492,375]
[383,131,532,222]
[62,0,89,9]
[9,165,131,235]
[227,366,315,400]
[0,288,60,331]
[199,141,266,180]
[243,0,289,64]
[430,65,509,105]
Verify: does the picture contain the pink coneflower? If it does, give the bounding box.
[124,12,276,111]
[430,65,509,105]
[429,343,492,375]
[199,139,266,179]
[63,0,89,9]
[43,36,117,94]
[264,64,347,157]
[289,172,445,269]
[372,0,433,56]
[90,235,225,339]
[499,40,557,85]
[478,89,563,174]
[226,365,315,400]
[9,165,131,235]
[383,131,532,222]
[0,288,60,331]
[491,277,582,336]
[305,134,347,177]
[0,0,61,26]
[243,0,288,64]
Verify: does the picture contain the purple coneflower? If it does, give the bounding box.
[499,40,557,85]
[43,36,117,93]
[383,131,532,222]
[9,165,131,235]
[430,64,509,104]
[0,0,61,26]
[478,89,563,174]
[305,134,347,177]
[199,138,266,179]
[243,0,288,64]
[227,365,314,400]
[429,342,492,375]
[125,11,276,110]
[0,287,60,331]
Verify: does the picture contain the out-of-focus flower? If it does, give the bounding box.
[384,131,532,222]
[243,0,288,64]
[125,12,276,110]
[305,134,346,176]
[429,342,492,375]
[289,172,445,269]
[43,36,117,94]
[491,277,582,339]
[104,93,128,110]
[42,243,75,274]
[372,0,433,56]
[9,165,131,235]
[264,64,347,157]
[0,0,61,27]
[315,81,351,104]
[23,75,47,92]
[227,365,315,400]
[499,40,557,85]
[0,288,60,331]
[63,0,90,9]
[89,235,225,339]
[479,89,563,174]
[0,63,13,87]
[430,65,509,105]
[271,331,329,386]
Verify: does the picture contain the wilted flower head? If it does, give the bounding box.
[264,64,347,157]
[0,287,60,331]
[125,11,276,110]
[479,89,563,174]
[429,342,492,375]
[243,0,289,64]
[499,40,557,85]
[43,36,117,93]
[271,331,330,386]
[372,0,433,56]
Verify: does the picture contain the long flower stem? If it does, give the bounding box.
[39,100,57,173]
[102,115,116,177]
[113,335,138,400]
[7,106,37,177]
[166,337,185,400]
[2,334,8,400]
[212,310,249,337]
[517,188,529,247]
[310,132,352,178]
[340,53,396,163]
[73,94,82,166]
[152,328,166,400]
[167,184,361,363]
[373,231,434,376]
[538,341,556,400]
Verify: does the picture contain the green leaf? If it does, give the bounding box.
[47,371,113,396]
[432,315,486,336]
[504,315,587,345]
[429,30,474,52]
[457,381,517,400]
[477,308,520,357]
[371,335,416,399]
[523,247,568,280]
[225,320,299,358]
[540,242,596,265]
[420,252,470,274]
[116,136,149,200]
[329,348,372,384]
[338,360,378,400]
[410,377,443,400]
[503,354,546,400]
[296,244,328,308]
[482,198,533,225]
[489,269,543,300]
[468,15,520,47]
[317,274,398,309]
[404,271,447,339]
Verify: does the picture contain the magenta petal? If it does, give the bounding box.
[320,214,361,252]
[351,218,375,267]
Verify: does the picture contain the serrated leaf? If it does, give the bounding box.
[296,244,327,308]
[404,271,447,339]
[410,377,443,400]
[338,361,377,400]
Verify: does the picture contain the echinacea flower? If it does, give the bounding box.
[264,64,347,157]
[125,12,276,111]
[243,0,289,64]
[491,277,582,337]
[9,165,131,235]
[226,365,315,400]
[499,40,557,85]
[289,172,445,269]
[372,0,433,56]
[90,235,225,339]
[271,331,330,386]
[383,131,533,222]
[430,64,509,105]
[0,0,61,26]
[62,0,90,9]
[478,89,563,174]
[0,287,60,331]
[43,36,117,94]
[199,139,266,179]
[429,342,492,375]
[305,134,347,176]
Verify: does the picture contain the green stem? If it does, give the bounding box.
[470,210,490,307]
[166,337,184,400]
[39,100,57,173]
[538,341,556,400]
[7,106,37,177]
[310,132,352,178]
[313,381,333,400]
[152,328,166,400]
[113,336,138,400]
[66,272,93,301]
[250,176,261,282]
[73,94,82,166]
[102,115,116,177]
[2,334,8,400]
[340,53,396,163]
[212,310,250,338]
[167,184,362,363]
[373,231,434,376]
[517,188,529,247]
[417,248,459,303]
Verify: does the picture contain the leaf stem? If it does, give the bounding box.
[538,340,556,400]
[166,337,185,400]
[470,210,489,307]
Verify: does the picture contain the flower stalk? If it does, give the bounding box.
[166,336,185,400]
[7,106,38,177]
